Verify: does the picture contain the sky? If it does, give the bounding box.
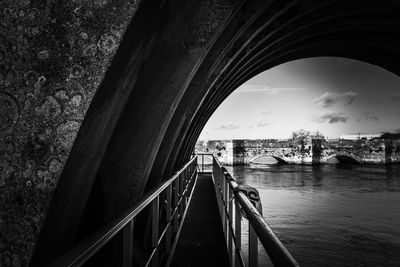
[199,57,400,140]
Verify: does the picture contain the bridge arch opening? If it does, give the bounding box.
[249,155,288,165]
[25,1,400,265]
[196,56,400,166]
[325,155,361,164]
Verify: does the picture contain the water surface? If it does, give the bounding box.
[226,164,400,266]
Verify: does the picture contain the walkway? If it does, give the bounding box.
[171,174,230,267]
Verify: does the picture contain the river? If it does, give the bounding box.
[225,163,400,267]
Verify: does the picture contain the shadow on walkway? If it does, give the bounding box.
[171,174,230,267]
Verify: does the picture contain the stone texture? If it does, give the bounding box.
[0,0,138,265]
[197,139,400,165]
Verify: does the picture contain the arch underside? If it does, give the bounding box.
[33,0,400,264]
[326,155,361,164]
[250,155,288,164]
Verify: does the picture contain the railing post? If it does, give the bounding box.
[235,200,242,267]
[214,159,221,216]
[228,186,233,265]
[166,185,172,254]
[179,173,184,218]
[173,180,178,234]
[224,177,228,242]
[47,157,204,267]
[249,225,258,267]
[185,167,190,202]
[194,159,197,176]
[220,167,224,227]
[152,196,159,267]
[221,170,226,236]
[206,155,299,267]
[122,219,134,267]
[182,169,187,202]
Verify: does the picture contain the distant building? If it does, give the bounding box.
[339,133,381,140]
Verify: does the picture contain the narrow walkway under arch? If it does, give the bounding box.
[29,1,400,265]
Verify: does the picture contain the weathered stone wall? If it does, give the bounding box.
[391,140,400,162]
[197,139,400,165]
[0,0,138,265]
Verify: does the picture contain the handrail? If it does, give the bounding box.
[50,156,198,267]
[209,155,299,267]
[234,185,299,266]
[196,153,215,173]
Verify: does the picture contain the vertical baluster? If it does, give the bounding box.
[188,165,191,184]
[173,180,178,234]
[185,167,189,193]
[228,186,233,265]
[219,167,222,191]
[152,196,159,267]
[123,219,134,267]
[214,161,220,213]
[179,173,184,221]
[218,167,222,196]
[235,200,242,267]
[212,157,214,174]
[224,177,228,240]
[219,168,225,223]
[249,224,258,267]
[214,158,215,175]
[221,169,226,234]
[189,163,192,182]
[193,161,195,181]
[192,162,196,186]
[220,168,224,194]
[188,165,192,195]
[182,169,186,195]
[187,167,189,182]
[166,185,172,254]
[216,163,222,220]
[185,167,189,203]
[225,181,229,243]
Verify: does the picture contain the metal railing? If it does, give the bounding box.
[50,156,198,267]
[196,152,215,173]
[210,155,299,267]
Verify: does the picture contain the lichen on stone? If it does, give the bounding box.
[0,0,140,265]
[35,96,62,119]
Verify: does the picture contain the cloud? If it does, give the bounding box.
[313,91,358,108]
[261,110,274,115]
[234,85,268,93]
[313,111,348,124]
[393,92,400,101]
[213,123,240,130]
[256,120,273,127]
[358,112,378,122]
[235,85,306,95]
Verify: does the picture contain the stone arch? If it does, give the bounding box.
[32,0,400,264]
[250,154,288,165]
[325,155,361,164]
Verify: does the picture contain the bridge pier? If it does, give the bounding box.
[312,139,322,165]
[385,140,393,164]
